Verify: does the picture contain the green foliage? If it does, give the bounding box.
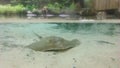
[25,5,36,11]
[47,2,62,13]
[50,0,72,6]
[69,3,76,10]
[0,0,77,16]
[0,4,25,15]
[11,0,50,9]
[84,0,93,8]
[47,1,76,13]
[10,0,73,10]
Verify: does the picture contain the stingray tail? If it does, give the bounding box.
[32,31,42,39]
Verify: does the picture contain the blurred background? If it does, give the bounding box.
[0,0,120,19]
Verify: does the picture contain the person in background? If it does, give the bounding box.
[41,6,48,18]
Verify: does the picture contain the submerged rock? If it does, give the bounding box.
[26,36,80,52]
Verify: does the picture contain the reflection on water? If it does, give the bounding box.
[56,23,120,36]
[0,23,120,36]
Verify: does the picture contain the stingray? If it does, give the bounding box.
[26,35,80,52]
[96,40,115,45]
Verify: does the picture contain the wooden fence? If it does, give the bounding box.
[93,0,120,11]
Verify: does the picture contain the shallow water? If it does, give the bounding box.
[0,23,120,46]
[0,23,120,68]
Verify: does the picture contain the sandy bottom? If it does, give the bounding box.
[0,23,120,68]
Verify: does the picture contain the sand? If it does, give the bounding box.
[0,23,120,68]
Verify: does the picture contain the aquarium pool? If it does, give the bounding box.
[0,23,120,68]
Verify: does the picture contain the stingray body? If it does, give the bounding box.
[26,36,80,51]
